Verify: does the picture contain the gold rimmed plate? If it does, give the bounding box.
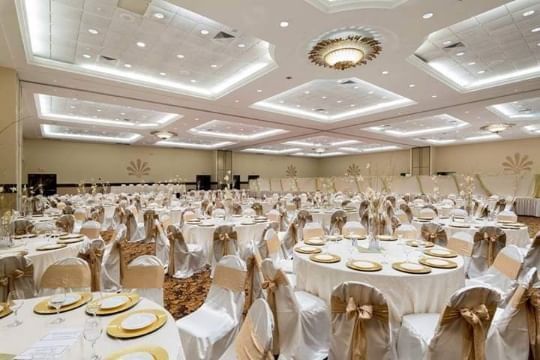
[415,217,432,222]
[59,234,82,240]
[405,240,434,248]
[107,309,168,339]
[392,262,432,274]
[13,234,37,239]
[377,235,397,241]
[36,243,67,251]
[0,303,13,319]
[104,345,169,360]
[57,237,84,244]
[304,238,326,246]
[424,248,458,258]
[86,293,140,316]
[346,260,382,272]
[419,257,458,269]
[344,234,367,240]
[294,246,322,255]
[309,253,341,264]
[34,292,92,314]
[449,222,470,228]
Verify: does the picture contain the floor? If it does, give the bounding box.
[123,216,540,320]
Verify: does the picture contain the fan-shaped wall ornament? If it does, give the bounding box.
[127,159,151,178]
[502,153,533,174]
[345,163,361,177]
[286,165,298,178]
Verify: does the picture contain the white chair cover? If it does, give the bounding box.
[213,208,226,218]
[497,210,518,223]
[79,220,101,239]
[243,208,256,217]
[394,224,417,240]
[177,255,247,360]
[303,222,325,240]
[330,281,396,360]
[40,257,91,295]
[101,224,126,292]
[342,221,367,237]
[219,298,274,359]
[167,225,205,279]
[419,207,436,220]
[123,255,164,306]
[0,253,34,301]
[260,259,330,359]
[398,286,500,360]
[447,231,474,271]
[155,220,170,268]
[451,208,468,218]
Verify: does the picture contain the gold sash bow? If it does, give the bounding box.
[483,232,498,266]
[511,286,540,359]
[0,267,33,295]
[331,296,389,360]
[440,304,495,360]
[235,316,273,360]
[262,270,288,355]
[218,233,232,257]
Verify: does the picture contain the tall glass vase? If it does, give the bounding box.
[367,215,381,251]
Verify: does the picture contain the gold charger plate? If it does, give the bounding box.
[198,223,215,227]
[34,292,92,314]
[104,345,168,360]
[36,243,67,251]
[0,303,13,319]
[419,257,458,269]
[406,240,434,248]
[13,234,37,239]
[346,260,382,272]
[449,222,470,228]
[415,218,432,222]
[86,293,140,316]
[377,235,397,241]
[424,248,457,258]
[344,234,367,240]
[304,238,326,246]
[309,253,341,264]
[392,262,432,274]
[107,309,168,339]
[294,246,322,254]
[57,237,84,244]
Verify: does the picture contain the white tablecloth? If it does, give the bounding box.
[294,239,465,320]
[182,217,268,264]
[0,295,185,359]
[515,197,540,217]
[411,218,531,248]
[0,236,86,288]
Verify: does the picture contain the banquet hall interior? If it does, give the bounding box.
[0,0,540,359]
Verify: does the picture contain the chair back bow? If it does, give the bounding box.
[421,223,447,246]
[510,286,540,359]
[213,226,238,259]
[252,203,263,216]
[331,296,389,360]
[262,270,288,355]
[474,227,506,267]
[0,266,33,300]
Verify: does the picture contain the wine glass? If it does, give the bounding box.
[83,317,102,360]
[6,291,23,327]
[49,288,66,324]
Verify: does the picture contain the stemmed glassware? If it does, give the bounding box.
[49,288,66,324]
[83,317,102,360]
[6,291,23,327]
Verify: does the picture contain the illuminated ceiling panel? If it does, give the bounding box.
[305,0,408,13]
[364,114,469,137]
[189,120,286,141]
[487,96,540,121]
[40,124,142,143]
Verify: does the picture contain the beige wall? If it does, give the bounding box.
[319,149,411,177]
[232,152,320,179]
[433,137,540,175]
[0,67,19,184]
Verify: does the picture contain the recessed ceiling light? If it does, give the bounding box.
[304,91,310,94]
[532,27,540,33]
[477,70,486,74]
[153,12,165,19]
[257,89,262,93]
[467,62,476,65]
[238,43,246,48]
[210,64,218,68]
[456,52,464,56]
[97,109,102,112]
[523,10,535,17]
[279,100,284,104]
[190,79,197,83]
[120,112,126,115]
[368,91,374,95]
[280,21,289,28]
[82,54,91,59]
[443,40,452,46]
[70,105,75,109]
[159,72,166,76]
[124,63,132,68]
[234,100,240,103]
[408,84,415,88]
[296,105,301,108]
[136,41,146,48]
[176,54,184,59]
[88,28,99,35]
[382,70,389,75]
[422,12,433,19]
[336,100,343,103]
[321,96,327,99]
[350,104,356,107]
[431,95,437,98]
[200,29,209,35]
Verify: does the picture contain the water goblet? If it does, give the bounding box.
[83,317,102,360]
[6,291,23,327]
[49,288,66,324]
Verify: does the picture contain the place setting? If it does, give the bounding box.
[106,308,168,339]
[86,293,141,316]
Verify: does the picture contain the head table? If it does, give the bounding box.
[0,294,185,359]
[293,238,465,320]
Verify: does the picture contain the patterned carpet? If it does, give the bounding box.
[124,216,540,320]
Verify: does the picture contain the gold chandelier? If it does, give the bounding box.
[308,35,382,70]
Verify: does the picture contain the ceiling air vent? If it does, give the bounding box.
[100,55,117,62]
[214,31,235,40]
[519,108,532,113]
[315,108,326,112]
[443,42,465,49]
[340,80,356,85]
[117,0,150,15]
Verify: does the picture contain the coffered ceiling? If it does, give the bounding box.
[0,0,538,157]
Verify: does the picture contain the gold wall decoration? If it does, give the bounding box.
[345,163,361,177]
[127,159,151,178]
[502,153,533,174]
[285,165,298,178]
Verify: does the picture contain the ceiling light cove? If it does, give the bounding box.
[305,0,409,13]
[410,0,540,92]
[487,97,540,121]
[464,134,501,142]
[155,138,234,150]
[251,78,415,123]
[242,147,301,155]
[188,120,287,141]
[35,94,180,129]
[16,0,277,100]
[40,124,142,143]
[338,145,400,153]
[364,114,468,137]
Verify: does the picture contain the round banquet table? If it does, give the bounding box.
[293,239,465,320]
[411,218,531,248]
[182,216,268,264]
[0,235,87,288]
[0,294,185,359]
[309,209,360,229]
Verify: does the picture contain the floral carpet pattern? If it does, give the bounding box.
[123,216,540,320]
